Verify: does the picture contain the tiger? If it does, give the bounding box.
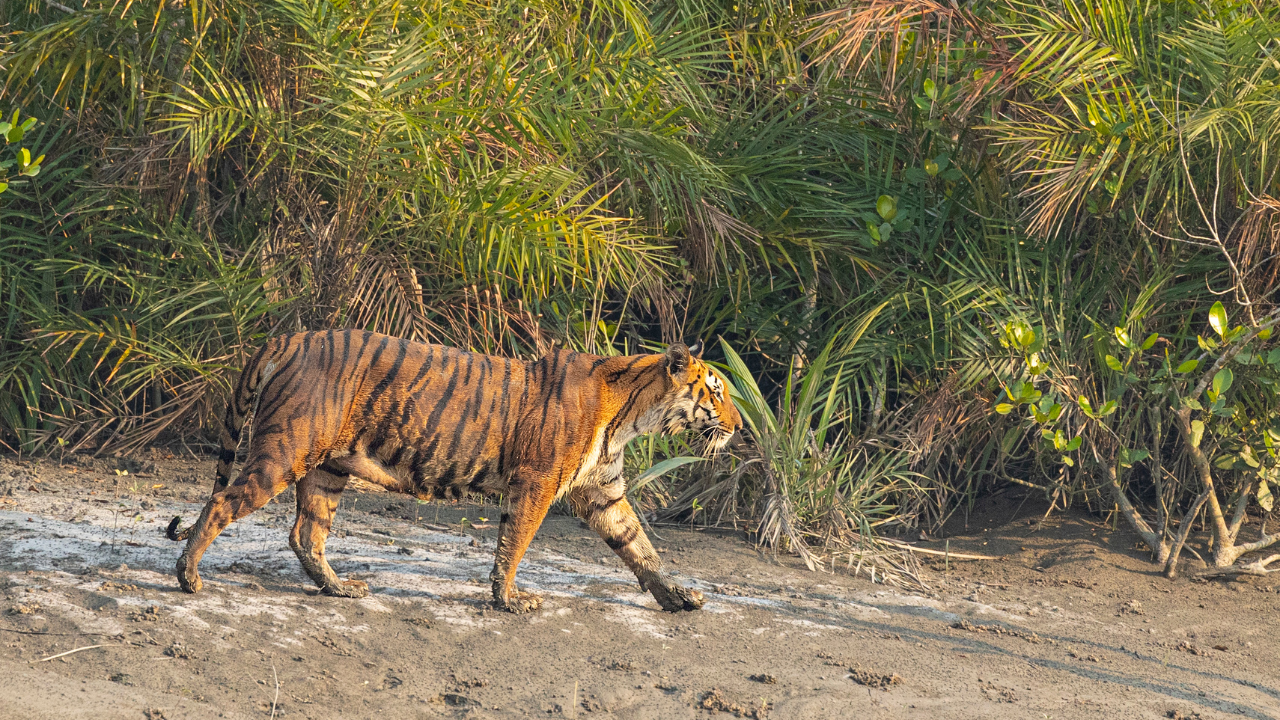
[166,329,742,613]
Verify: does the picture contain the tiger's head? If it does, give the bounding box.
[660,340,743,452]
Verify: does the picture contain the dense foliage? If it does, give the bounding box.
[3,0,1279,574]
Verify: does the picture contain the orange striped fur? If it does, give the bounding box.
[168,330,741,613]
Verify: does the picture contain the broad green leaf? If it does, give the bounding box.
[1119,448,1150,467]
[1047,403,1063,421]
[1212,368,1234,396]
[1260,328,1273,341]
[876,195,898,221]
[1258,480,1274,512]
[1041,429,1056,442]
[924,159,939,176]
[1141,333,1158,350]
[1175,359,1199,373]
[1214,454,1237,470]
[1239,444,1260,468]
[1061,455,1075,467]
[1078,395,1094,417]
[1027,356,1047,376]
[1065,436,1082,451]
[1190,420,1205,448]
[1028,326,1046,353]
[19,148,30,166]
[923,78,937,100]
[1114,326,1132,349]
[1198,335,1217,351]
[995,403,1015,415]
[1105,355,1123,371]
[1209,301,1227,338]
[878,223,893,243]
[1011,322,1035,348]
[1099,400,1118,416]
[0,182,7,194]
[1182,397,1204,411]
[629,456,705,494]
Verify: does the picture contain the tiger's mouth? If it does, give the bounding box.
[702,424,736,454]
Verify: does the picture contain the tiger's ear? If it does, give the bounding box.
[688,339,704,359]
[664,343,692,378]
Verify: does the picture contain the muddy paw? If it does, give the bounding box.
[176,558,202,594]
[496,590,543,614]
[652,581,704,612]
[323,579,370,598]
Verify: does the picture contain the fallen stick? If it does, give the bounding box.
[0,627,119,637]
[33,644,111,663]
[270,660,281,720]
[880,539,1000,561]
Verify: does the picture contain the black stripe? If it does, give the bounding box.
[537,352,562,434]
[590,495,625,513]
[419,353,460,440]
[318,461,349,478]
[218,447,236,465]
[438,463,458,487]
[447,394,474,457]
[387,445,406,467]
[554,352,576,402]
[605,527,639,550]
[462,353,475,385]
[467,465,490,490]
[254,342,310,414]
[404,346,437,396]
[471,357,489,420]
[607,356,645,383]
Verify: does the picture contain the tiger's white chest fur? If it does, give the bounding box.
[557,403,666,499]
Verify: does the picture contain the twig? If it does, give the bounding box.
[271,660,280,719]
[880,539,999,560]
[1164,489,1212,579]
[33,644,110,663]
[0,626,119,636]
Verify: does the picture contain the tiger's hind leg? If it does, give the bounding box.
[569,479,703,612]
[490,471,556,614]
[290,465,367,598]
[176,459,294,594]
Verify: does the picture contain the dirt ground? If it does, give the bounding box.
[0,454,1276,720]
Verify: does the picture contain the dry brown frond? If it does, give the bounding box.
[805,0,1014,116]
[1234,196,1280,301]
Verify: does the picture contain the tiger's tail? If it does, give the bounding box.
[166,343,276,542]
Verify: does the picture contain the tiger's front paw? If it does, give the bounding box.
[495,589,543,614]
[650,579,704,612]
[322,578,370,598]
[176,556,202,594]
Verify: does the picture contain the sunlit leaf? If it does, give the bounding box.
[1209,302,1227,338]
